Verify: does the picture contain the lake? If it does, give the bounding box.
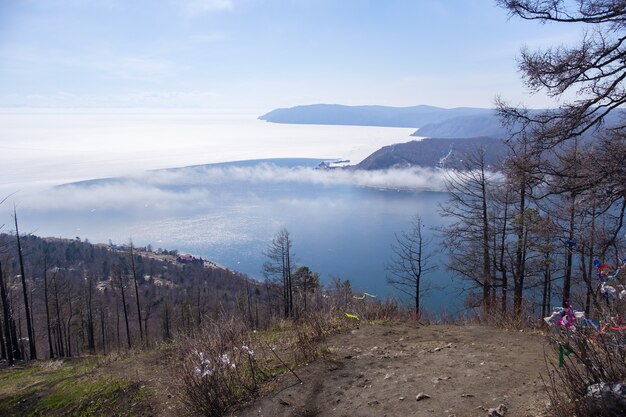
[1,110,462,313]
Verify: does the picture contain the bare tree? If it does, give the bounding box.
[0,260,16,365]
[386,215,437,317]
[439,148,497,313]
[497,0,626,145]
[85,271,96,354]
[13,208,36,360]
[497,0,626,305]
[116,267,132,349]
[42,256,54,358]
[128,241,143,343]
[262,229,295,318]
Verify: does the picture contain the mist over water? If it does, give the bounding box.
[1,110,462,313]
[0,109,416,193]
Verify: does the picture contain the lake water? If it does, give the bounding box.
[1,110,462,313]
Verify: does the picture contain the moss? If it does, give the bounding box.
[33,377,131,415]
[0,358,132,417]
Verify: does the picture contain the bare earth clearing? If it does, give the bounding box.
[233,322,549,417]
[0,322,550,416]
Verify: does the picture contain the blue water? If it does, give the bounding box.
[16,159,463,313]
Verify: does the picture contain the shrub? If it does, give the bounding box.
[544,266,626,417]
[178,316,260,417]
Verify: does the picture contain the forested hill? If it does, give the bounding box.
[259,104,492,129]
[0,233,267,359]
[356,137,509,170]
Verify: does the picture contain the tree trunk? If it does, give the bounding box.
[100,307,106,354]
[14,209,37,360]
[513,178,527,318]
[563,192,576,303]
[129,243,143,343]
[118,271,132,349]
[86,274,95,354]
[66,294,74,357]
[480,164,492,313]
[0,260,15,365]
[43,261,54,359]
[52,275,64,357]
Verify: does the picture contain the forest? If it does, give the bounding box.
[0,231,270,363]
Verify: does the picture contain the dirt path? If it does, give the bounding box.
[233,322,549,417]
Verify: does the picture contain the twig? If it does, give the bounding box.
[264,341,303,384]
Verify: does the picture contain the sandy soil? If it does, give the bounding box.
[232,322,550,417]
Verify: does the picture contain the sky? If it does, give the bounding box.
[0,0,586,111]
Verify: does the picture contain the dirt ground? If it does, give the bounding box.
[232,322,550,417]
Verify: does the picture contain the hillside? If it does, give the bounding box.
[259,104,491,128]
[0,233,268,359]
[414,113,507,139]
[356,137,508,170]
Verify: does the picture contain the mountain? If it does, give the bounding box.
[260,104,626,140]
[259,104,491,128]
[356,137,508,170]
[414,113,508,139]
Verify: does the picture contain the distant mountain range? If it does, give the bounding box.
[259,104,506,138]
[259,103,625,171]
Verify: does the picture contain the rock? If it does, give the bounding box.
[399,396,405,400]
[416,392,430,401]
[461,393,475,398]
[585,382,626,415]
[433,347,442,352]
[487,404,507,417]
[432,376,451,384]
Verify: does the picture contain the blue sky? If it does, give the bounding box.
[0,0,583,110]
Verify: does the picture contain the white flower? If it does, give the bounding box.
[220,353,230,365]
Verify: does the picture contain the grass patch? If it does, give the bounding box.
[0,358,147,417]
[33,377,132,416]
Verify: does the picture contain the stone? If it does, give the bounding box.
[585,382,626,415]
[486,404,507,417]
[416,392,430,401]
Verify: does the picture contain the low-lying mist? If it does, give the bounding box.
[8,164,452,213]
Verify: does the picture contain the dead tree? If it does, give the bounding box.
[116,267,132,349]
[0,260,16,365]
[262,229,295,318]
[386,215,437,317]
[43,257,54,358]
[440,148,496,313]
[13,208,36,360]
[129,242,143,343]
